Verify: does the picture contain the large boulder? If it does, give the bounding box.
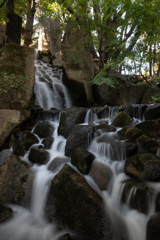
[147,214,160,240]
[141,87,160,104]
[0,109,30,149]
[0,43,34,109]
[94,81,149,106]
[50,164,127,240]
[65,124,95,156]
[58,107,86,138]
[61,21,95,107]
[125,153,160,181]
[136,118,160,139]
[119,84,149,105]
[144,103,160,120]
[38,18,62,56]
[0,24,5,49]
[0,154,33,206]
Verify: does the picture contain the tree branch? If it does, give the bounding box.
[0,0,7,8]
[141,74,152,86]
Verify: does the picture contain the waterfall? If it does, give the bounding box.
[0,66,159,240]
[34,60,72,110]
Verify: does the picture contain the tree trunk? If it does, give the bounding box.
[24,0,36,47]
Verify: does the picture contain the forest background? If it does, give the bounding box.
[0,0,160,85]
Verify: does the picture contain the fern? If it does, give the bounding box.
[91,69,116,87]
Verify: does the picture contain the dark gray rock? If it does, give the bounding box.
[65,125,95,156]
[90,161,113,190]
[42,136,54,149]
[121,180,153,214]
[118,125,143,141]
[136,134,159,154]
[136,119,160,139]
[50,164,128,240]
[33,121,54,138]
[147,214,160,240]
[58,107,86,138]
[145,103,160,120]
[71,147,95,174]
[125,153,160,181]
[29,147,49,164]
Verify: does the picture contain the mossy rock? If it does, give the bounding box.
[0,44,34,109]
[136,118,160,139]
[125,153,160,181]
[29,146,49,164]
[118,125,144,141]
[71,147,95,174]
[0,204,13,223]
[50,164,128,240]
[136,134,159,154]
[112,112,133,127]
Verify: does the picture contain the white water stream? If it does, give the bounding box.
[0,61,159,240]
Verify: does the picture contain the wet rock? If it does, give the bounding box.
[121,180,153,214]
[0,204,13,223]
[112,112,133,127]
[126,142,138,158]
[37,110,60,121]
[48,157,70,172]
[156,192,160,211]
[0,109,30,149]
[145,103,160,120]
[136,118,160,139]
[29,147,49,164]
[124,104,147,119]
[42,136,54,149]
[96,124,116,134]
[90,161,113,190]
[13,130,39,156]
[65,125,95,156]
[33,121,54,138]
[125,153,160,181]
[118,126,144,141]
[136,135,159,154]
[50,164,127,240]
[71,148,95,174]
[0,154,33,206]
[147,214,160,240]
[58,107,86,138]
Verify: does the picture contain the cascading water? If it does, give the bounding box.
[34,60,72,110]
[0,60,159,240]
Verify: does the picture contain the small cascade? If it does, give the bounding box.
[84,109,98,124]
[34,60,72,110]
[34,49,39,60]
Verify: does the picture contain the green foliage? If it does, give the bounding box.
[151,94,160,103]
[0,73,30,100]
[91,69,116,88]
